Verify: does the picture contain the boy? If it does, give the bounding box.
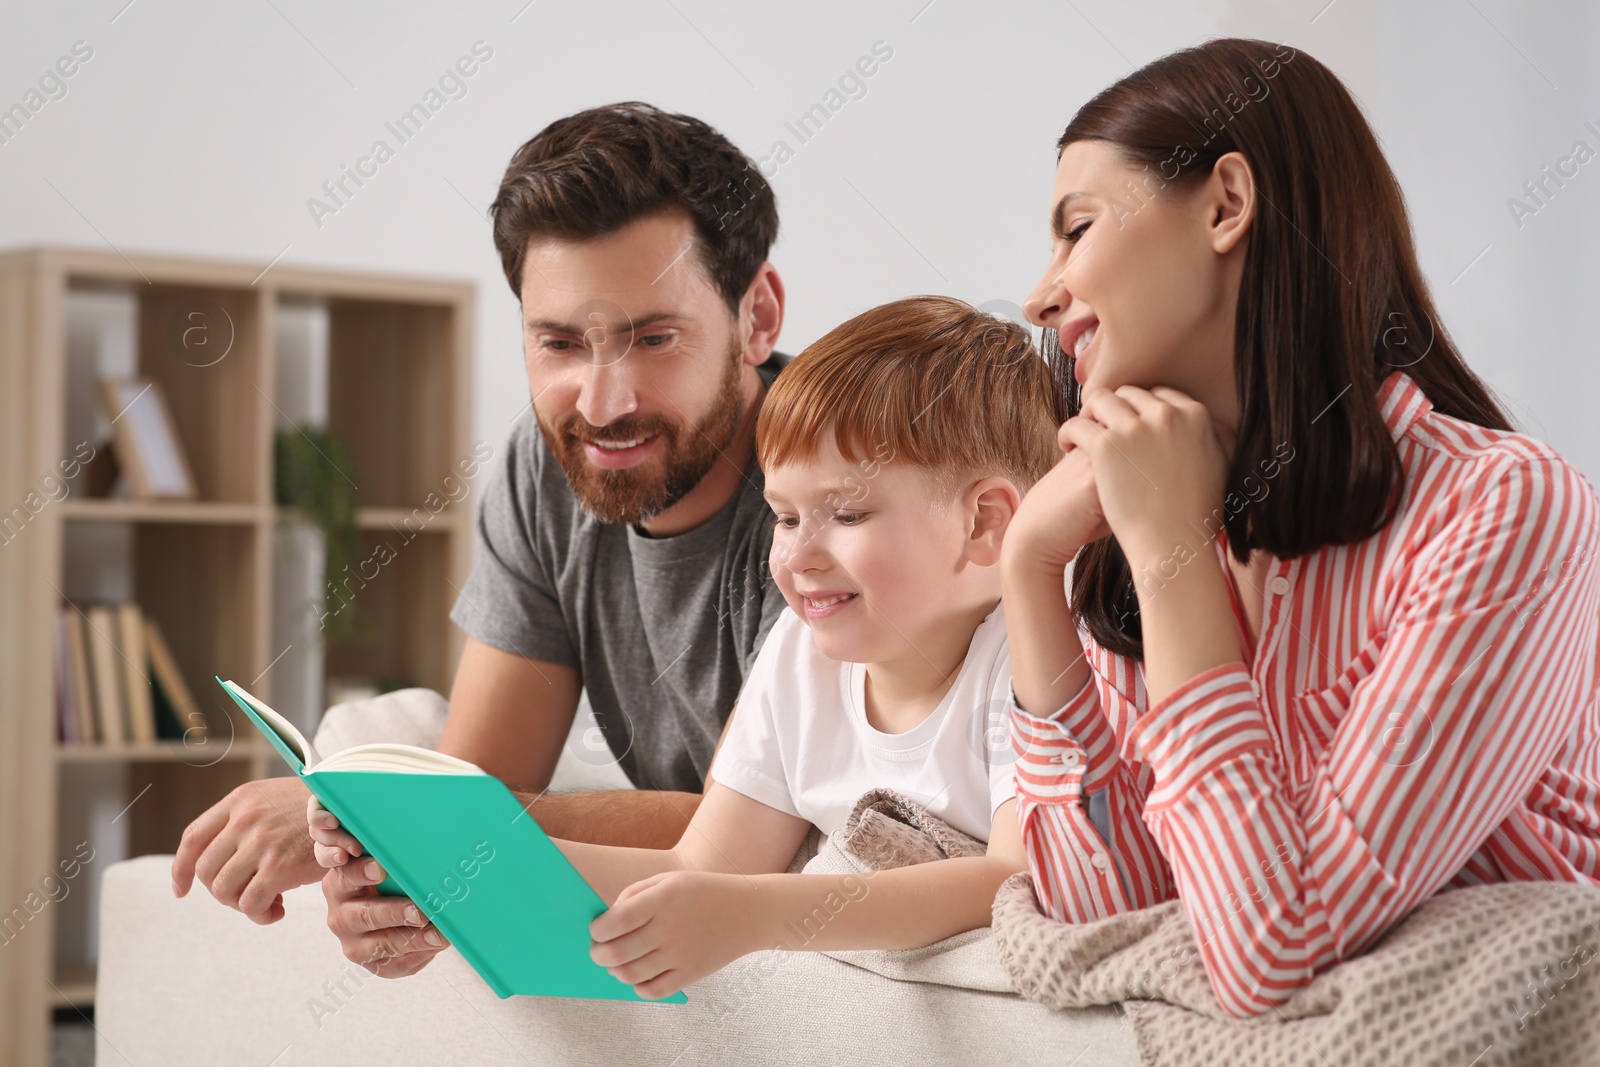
[310,295,1071,999]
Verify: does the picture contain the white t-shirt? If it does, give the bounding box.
[708,600,1016,842]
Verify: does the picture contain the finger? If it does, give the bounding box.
[1146,384,1204,411]
[1111,384,1166,415]
[633,970,687,1002]
[305,800,361,854]
[609,946,673,988]
[308,805,357,850]
[590,896,651,943]
[344,931,426,978]
[205,843,256,910]
[326,878,433,938]
[345,927,448,976]
[308,820,362,854]
[172,803,231,895]
[353,946,434,979]
[1058,417,1102,453]
[613,872,668,903]
[590,906,645,944]
[249,891,285,925]
[322,856,389,897]
[240,875,288,926]
[590,922,660,968]
[1079,386,1139,427]
[314,840,354,869]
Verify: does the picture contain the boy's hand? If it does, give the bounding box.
[321,853,450,978]
[306,794,364,868]
[588,870,758,1000]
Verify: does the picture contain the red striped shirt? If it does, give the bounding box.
[1007,369,1600,1018]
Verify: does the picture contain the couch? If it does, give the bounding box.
[95,689,1143,1066]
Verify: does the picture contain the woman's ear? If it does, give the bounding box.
[1206,151,1256,256]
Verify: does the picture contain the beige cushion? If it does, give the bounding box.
[97,856,1140,1066]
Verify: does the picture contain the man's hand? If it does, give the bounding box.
[588,870,758,1000]
[170,776,325,923]
[311,797,449,978]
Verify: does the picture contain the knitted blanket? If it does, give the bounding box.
[785,787,1016,993]
[992,870,1600,1066]
[796,789,1600,1066]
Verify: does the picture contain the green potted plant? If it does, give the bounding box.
[274,426,365,644]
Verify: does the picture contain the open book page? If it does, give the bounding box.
[316,744,484,775]
[221,680,484,776]
[223,680,317,767]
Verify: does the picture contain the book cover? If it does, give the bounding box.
[217,678,685,1004]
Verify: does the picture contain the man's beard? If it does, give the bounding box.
[536,340,745,526]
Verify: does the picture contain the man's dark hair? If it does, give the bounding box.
[490,101,778,317]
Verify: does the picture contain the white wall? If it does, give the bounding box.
[3,0,1595,475]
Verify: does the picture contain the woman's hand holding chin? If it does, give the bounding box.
[1060,384,1231,569]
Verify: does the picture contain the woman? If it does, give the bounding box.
[1003,37,1600,1019]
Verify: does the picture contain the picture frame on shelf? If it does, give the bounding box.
[95,377,197,500]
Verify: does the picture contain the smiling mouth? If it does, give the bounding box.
[584,431,655,449]
[577,432,661,469]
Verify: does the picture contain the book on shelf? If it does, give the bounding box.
[217,677,682,1004]
[146,617,206,743]
[56,602,209,747]
[82,605,126,744]
[117,603,154,744]
[64,608,95,742]
[55,607,84,743]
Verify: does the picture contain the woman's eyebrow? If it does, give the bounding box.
[1051,191,1089,236]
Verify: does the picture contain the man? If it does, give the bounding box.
[171,103,792,946]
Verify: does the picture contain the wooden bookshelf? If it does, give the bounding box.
[0,247,475,1067]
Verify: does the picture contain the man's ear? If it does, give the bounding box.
[739,262,785,367]
[1205,151,1256,256]
[965,476,1021,567]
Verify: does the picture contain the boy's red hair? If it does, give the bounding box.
[756,295,1067,502]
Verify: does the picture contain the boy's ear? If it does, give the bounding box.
[966,476,1020,567]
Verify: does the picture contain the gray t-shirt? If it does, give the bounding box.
[449,351,793,793]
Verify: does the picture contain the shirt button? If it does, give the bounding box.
[1091,852,1112,872]
[1058,751,1081,768]
[1250,679,1263,701]
[1269,575,1291,596]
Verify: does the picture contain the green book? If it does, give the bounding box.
[217,678,685,1004]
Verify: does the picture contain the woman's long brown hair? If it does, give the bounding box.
[1046,38,1513,659]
